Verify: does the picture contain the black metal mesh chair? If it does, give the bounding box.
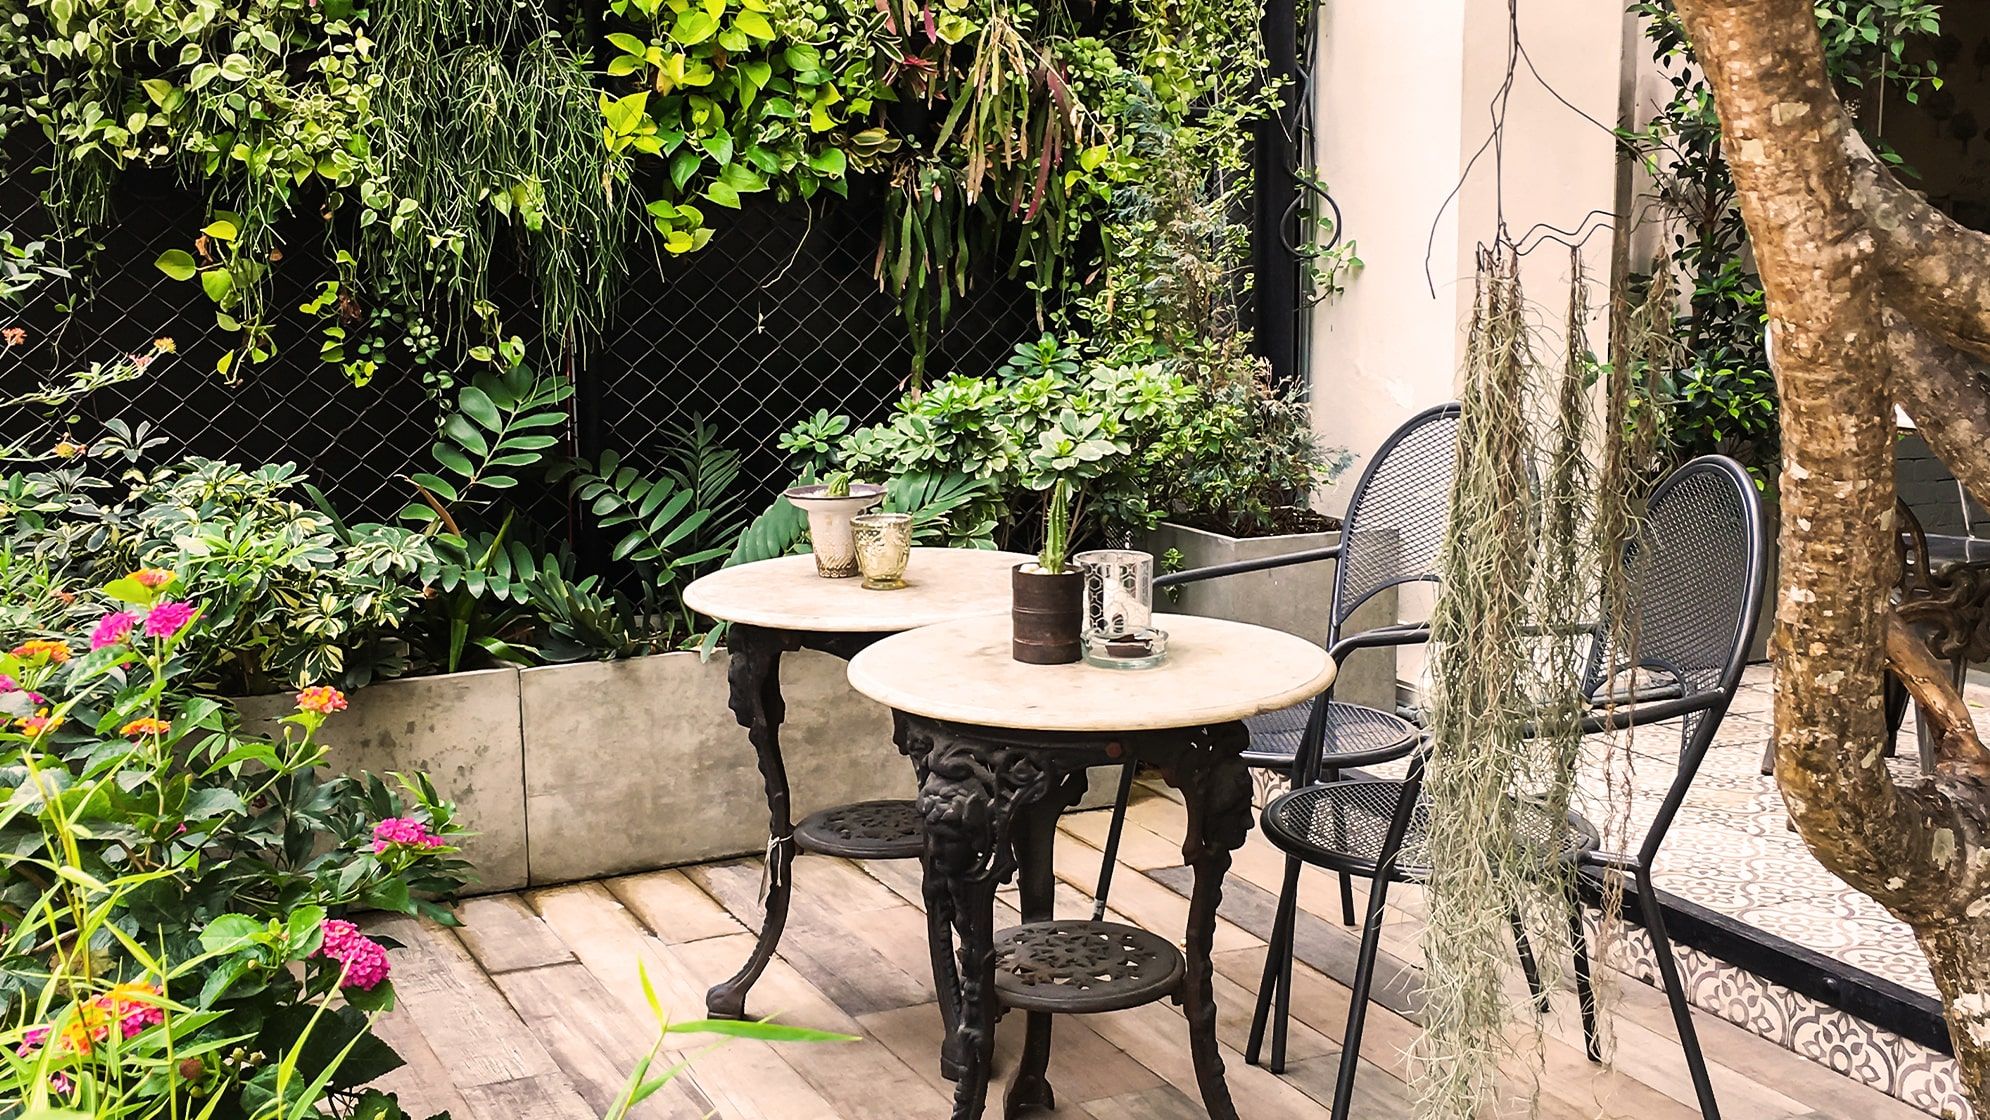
[1257,454,1767,1120]
[1079,404,1460,1067]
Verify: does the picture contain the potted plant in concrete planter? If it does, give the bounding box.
[1130,377,1401,706]
[1012,409,1127,664]
[783,471,886,578]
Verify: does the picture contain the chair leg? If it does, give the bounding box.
[1509,910,1547,1011]
[1247,854,1303,1073]
[1330,868,1395,1120]
[1636,873,1720,1120]
[1090,761,1139,922]
[1567,897,1601,1062]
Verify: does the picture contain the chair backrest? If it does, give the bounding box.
[1329,403,1463,644]
[1583,454,1767,859]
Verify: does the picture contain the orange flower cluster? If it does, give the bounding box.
[129,568,176,589]
[295,685,348,714]
[10,639,71,663]
[121,717,173,739]
[16,709,63,736]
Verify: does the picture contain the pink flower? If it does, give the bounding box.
[318,919,391,990]
[295,686,348,714]
[0,674,15,693]
[17,1025,49,1056]
[49,1072,73,1095]
[371,817,445,854]
[143,601,195,639]
[104,985,164,1039]
[90,610,140,650]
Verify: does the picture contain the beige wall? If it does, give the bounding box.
[1308,0,1628,689]
[1310,0,1627,511]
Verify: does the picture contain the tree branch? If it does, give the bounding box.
[1886,310,1990,506]
[1848,132,1990,363]
[1885,610,1990,785]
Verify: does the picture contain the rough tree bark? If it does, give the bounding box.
[1668,0,1990,1101]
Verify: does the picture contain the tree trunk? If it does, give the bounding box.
[1668,0,1990,1103]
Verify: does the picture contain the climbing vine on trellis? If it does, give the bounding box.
[0,0,1282,386]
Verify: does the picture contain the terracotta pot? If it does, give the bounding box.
[1012,563,1084,664]
[784,483,886,577]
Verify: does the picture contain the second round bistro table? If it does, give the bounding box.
[681,548,1033,1022]
[847,613,1335,1120]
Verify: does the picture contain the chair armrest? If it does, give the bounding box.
[1153,544,1342,590]
[1570,690,1722,735]
[1327,624,1431,664]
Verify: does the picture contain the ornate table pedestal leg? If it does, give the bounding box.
[707,624,795,1020]
[1161,723,1254,1120]
[905,717,1250,1120]
[905,721,1070,1120]
[1002,770,1090,1117]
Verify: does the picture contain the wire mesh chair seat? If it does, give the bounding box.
[1260,778,1600,881]
[1241,701,1420,770]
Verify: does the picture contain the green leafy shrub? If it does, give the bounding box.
[1,447,433,694]
[0,570,466,1119]
[784,335,1347,546]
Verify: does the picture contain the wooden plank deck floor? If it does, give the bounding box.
[364,781,1929,1119]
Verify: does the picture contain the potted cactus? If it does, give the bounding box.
[783,470,885,578]
[1011,410,1126,664]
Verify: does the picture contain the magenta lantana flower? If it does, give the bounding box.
[143,602,195,639]
[318,919,391,990]
[0,674,16,693]
[371,817,445,854]
[90,610,140,650]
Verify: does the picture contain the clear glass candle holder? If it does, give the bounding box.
[852,512,914,590]
[1075,549,1167,669]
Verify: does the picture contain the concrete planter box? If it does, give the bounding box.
[1140,521,1399,712]
[239,649,1116,894]
[239,650,910,894]
[237,668,532,893]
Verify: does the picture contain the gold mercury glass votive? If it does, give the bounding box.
[852,512,914,590]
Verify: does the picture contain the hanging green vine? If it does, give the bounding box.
[1,0,1275,386]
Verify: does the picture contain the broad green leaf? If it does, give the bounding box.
[156,249,198,280]
[457,385,502,430]
[671,10,717,44]
[200,913,264,954]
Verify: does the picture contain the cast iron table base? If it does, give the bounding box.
[704,624,942,1020]
[899,714,1254,1120]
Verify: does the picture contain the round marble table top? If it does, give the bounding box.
[683,548,1036,633]
[846,613,1336,732]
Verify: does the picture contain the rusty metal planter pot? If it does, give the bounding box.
[1012,564,1084,664]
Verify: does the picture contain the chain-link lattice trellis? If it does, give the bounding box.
[1,142,1044,547]
[586,177,1044,488]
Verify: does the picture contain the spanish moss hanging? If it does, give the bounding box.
[1414,244,1650,1119]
